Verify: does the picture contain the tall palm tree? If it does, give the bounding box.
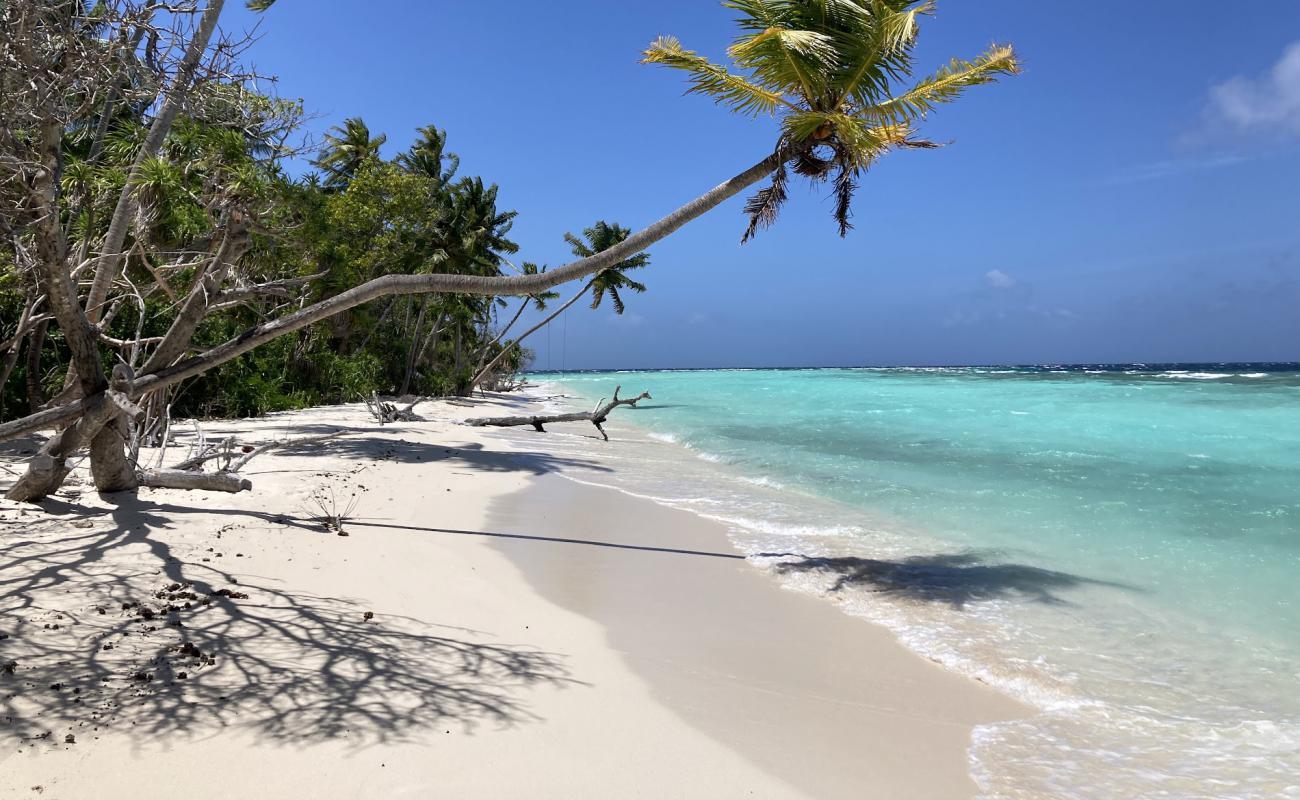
[404,176,520,394]
[643,0,1018,239]
[312,117,387,191]
[469,221,650,391]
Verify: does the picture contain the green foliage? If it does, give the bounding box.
[563,222,650,315]
[1,102,532,419]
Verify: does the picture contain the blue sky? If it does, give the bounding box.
[228,1,1300,368]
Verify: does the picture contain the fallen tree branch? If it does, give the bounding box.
[211,269,329,310]
[170,431,344,472]
[467,386,650,441]
[139,468,251,493]
[364,394,424,424]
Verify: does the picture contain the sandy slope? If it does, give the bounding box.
[0,393,1024,799]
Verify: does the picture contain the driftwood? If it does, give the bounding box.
[138,431,345,495]
[139,469,252,493]
[467,386,651,441]
[170,431,342,472]
[364,394,425,424]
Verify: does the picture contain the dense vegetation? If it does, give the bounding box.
[0,104,571,419]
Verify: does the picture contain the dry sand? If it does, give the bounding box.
[0,392,1026,799]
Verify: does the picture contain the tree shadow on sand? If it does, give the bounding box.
[757,550,1134,609]
[0,494,578,749]
[243,437,614,476]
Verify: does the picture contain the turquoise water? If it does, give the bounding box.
[527,366,1300,798]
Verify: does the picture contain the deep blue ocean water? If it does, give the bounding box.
[528,364,1300,798]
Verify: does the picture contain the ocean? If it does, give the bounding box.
[525,365,1300,799]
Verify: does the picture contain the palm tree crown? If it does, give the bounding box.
[397,124,460,189]
[643,0,1019,240]
[563,221,650,315]
[313,117,387,191]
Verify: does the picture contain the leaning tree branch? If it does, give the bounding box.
[0,150,779,450]
[466,386,651,441]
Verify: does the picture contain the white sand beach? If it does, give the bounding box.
[0,391,1026,799]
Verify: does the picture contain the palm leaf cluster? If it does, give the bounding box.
[564,221,649,315]
[643,0,1019,240]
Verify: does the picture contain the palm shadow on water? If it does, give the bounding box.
[0,487,579,748]
[757,550,1134,609]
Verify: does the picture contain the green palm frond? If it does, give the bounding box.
[832,1,933,108]
[565,221,652,315]
[642,36,794,117]
[866,43,1020,124]
[727,26,836,102]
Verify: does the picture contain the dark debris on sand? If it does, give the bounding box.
[3,578,252,751]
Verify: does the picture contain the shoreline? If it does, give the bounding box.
[487,471,1028,798]
[0,392,1027,798]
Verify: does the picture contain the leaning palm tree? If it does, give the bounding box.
[2,0,1020,501]
[469,222,650,391]
[312,117,387,191]
[643,0,1018,239]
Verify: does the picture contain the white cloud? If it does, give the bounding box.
[1101,154,1249,185]
[984,269,1017,289]
[1208,40,1300,135]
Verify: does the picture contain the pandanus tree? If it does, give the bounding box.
[1,0,1018,502]
[469,222,650,391]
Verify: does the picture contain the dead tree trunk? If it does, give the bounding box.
[467,386,650,441]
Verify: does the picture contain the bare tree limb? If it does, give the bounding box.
[467,386,651,441]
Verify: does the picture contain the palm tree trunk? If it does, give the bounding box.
[468,297,530,380]
[0,149,782,471]
[399,298,430,396]
[416,310,448,372]
[470,282,592,392]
